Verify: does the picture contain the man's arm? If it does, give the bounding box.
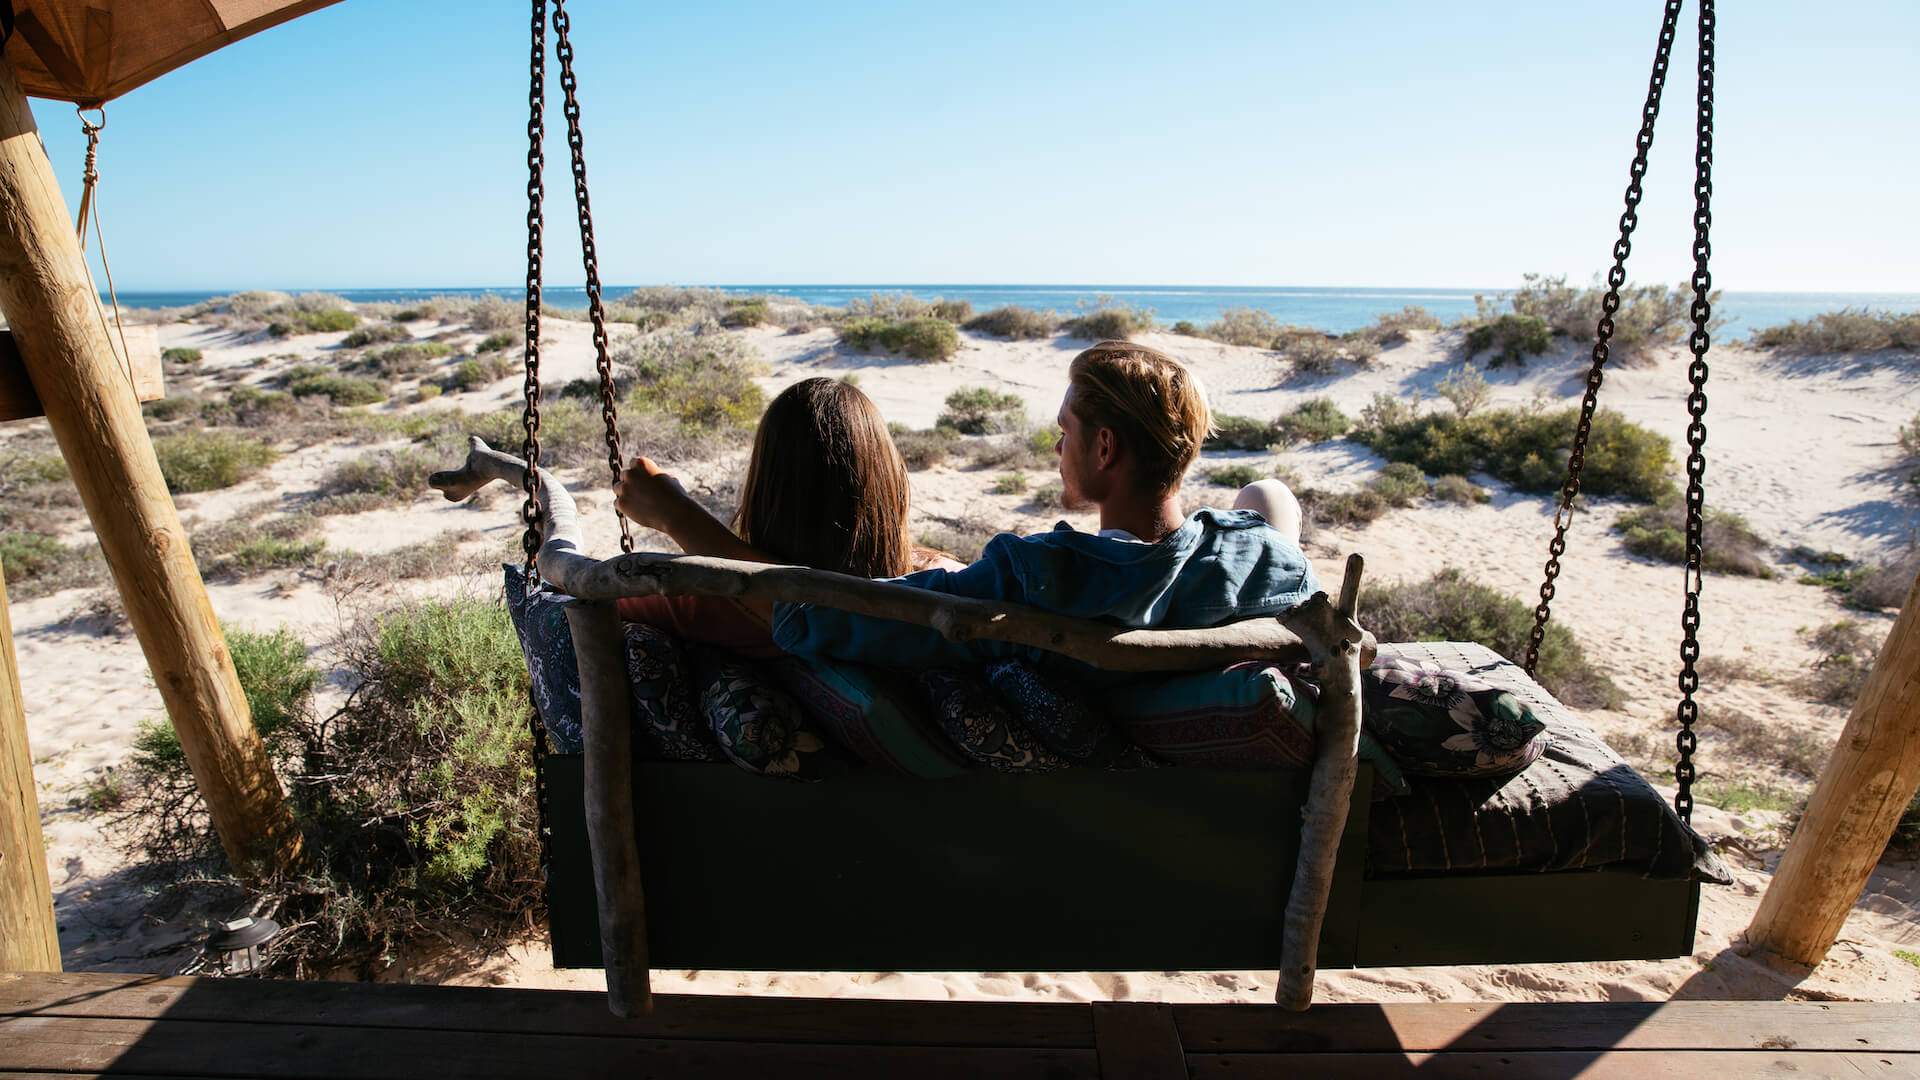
[771,536,1029,668]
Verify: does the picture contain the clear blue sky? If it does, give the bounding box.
[26,1,1920,292]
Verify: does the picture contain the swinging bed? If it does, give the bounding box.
[431,0,1728,1016]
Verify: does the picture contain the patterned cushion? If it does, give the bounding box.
[773,657,971,778]
[624,625,725,763]
[917,669,1067,773]
[504,565,584,754]
[985,660,1159,770]
[1106,662,1408,793]
[694,651,845,781]
[1361,655,1548,778]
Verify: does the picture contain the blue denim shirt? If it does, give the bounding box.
[771,508,1321,674]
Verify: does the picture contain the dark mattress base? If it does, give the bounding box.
[540,756,1700,972]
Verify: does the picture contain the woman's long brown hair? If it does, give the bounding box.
[734,378,916,578]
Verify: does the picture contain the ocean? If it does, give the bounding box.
[107,284,1920,338]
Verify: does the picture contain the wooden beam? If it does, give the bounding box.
[0,564,58,972]
[0,326,164,423]
[0,59,297,875]
[1747,565,1920,965]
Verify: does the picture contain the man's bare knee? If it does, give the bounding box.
[1234,478,1302,543]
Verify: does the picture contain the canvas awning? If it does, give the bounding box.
[1,0,340,106]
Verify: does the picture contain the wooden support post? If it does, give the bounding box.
[1747,567,1920,965]
[0,563,59,972]
[0,60,297,875]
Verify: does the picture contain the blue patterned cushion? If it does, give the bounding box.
[917,669,1066,773]
[773,657,971,778]
[504,565,584,754]
[693,651,846,781]
[985,660,1158,769]
[1361,656,1549,778]
[624,625,724,762]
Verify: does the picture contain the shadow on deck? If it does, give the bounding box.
[1,971,1915,1078]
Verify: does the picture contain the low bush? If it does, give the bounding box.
[1365,568,1622,708]
[446,355,514,393]
[1207,414,1279,451]
[720,298,770,328]
[342,324,413,348]
[0,531,95,596]
[1171,320,1199,336]
[143,396,200,422]
[1846,548,1917,612]
[839,316,961,361]
[939,386,1026,435]
[992,472,1030,495]
[1207,464,1262,488]
[195,517,328,580]
[153,431,278,493]
[842,292,971,324]
[1061,300,1155,342]
[476,331,520,354]
[1300,487,1388,528]
[1356,404,1675,503]
[1202,307,1284,347]
[1464,314,1552,367]
[1613,501,1773,577]
[1750,309,1920,354]
[1276,332,1366,377]
[267,308,358,337]
[1432,474,1490,504]
[1030,482,1065,510]
[1435,363,1491,417]
[1357,306,1442,346]
[619,328,768,432]
[1802,621,1881,707]
[962,305,1059,340]
[287,369,388,406]
[1486,273,1722,365]
[1695,707,1831,780]
[160,347,203,365]
[1370,462,1430,506]
[316,447,439,507]
[917,518,1001,564]
[358,342,454,378]
[892,425,960,470]
[1274,398,1351,444]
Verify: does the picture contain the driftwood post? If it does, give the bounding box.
[0,563,59,972]
[0,60,297,875]
[1747,566,1920,965]
[1274,553,1366,1010]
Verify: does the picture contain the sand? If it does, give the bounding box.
[8,310,1917,1002]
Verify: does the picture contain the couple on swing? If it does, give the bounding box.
[616,341,1321,674]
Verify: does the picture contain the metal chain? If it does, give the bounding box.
[551,0,634,553]
[521,0,555,881]
[1673,0,1717,824]
[1524,0,1684,676]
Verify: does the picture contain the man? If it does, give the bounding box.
[770,340,1319,671]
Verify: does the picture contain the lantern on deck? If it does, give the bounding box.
[205,915,279,975]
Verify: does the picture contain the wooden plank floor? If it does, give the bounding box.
[2,972,1916,1079]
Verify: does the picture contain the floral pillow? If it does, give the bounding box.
[985,660,1158,770]
[503,565,584,754]
[624,624,725,763]
[917,669,1066,773]
[1361,656,1549,778]
[772,657,971,779]
[693,651,845,782]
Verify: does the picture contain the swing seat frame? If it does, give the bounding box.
[538,756,1701,974]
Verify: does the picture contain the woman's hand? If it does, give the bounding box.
[615,455,695,533]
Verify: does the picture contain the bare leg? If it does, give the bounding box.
[1234,478,1302,544]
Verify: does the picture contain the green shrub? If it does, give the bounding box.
[1276,332,1357,377]
[992,472,1030,495]
[839,316,961,361]
[342,324,412,348]
[1301,487,1388,527]
[893,426,960,470]
[720,298,770,328]
[842,292,970,323]
[1207,414,1279,451]
[1027,425,1062,457]
[1203,307,1284,347]
[1802,621,1880,707]
[619,328,768,431]
[918,518,1000,564]
[1496,273,1721,365]
[0,531,77,581]
[447,356,513,393]
[1750,309,1920,354]
[1432,474,1491,504]
[1464,314,1553,367]
[1366,568,1621,708]
[153,431,278,493]
[414,384,444,403]
[939,386,1026,434]
[1171,320,1199,336]
[1357,405,1675,503]
[1208,464,1262,488]
[358,341,453,378]
[1435,363,1491,417]
[143,396,199,422]
[476,331,520,354]
[287,370,388,406]
[1275,398,1351,444]
[1614,501,1773,578]
[267,307,358,337]
[1030,482,1065,510]
[195,516,328,579]
[317,447,438,505]
[160,346,203,365]
[1358,306,1442,346]
[1061,299,1155,341]
[1370,462,1430,506]
[962,305,1059,340]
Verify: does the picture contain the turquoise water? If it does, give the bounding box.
[109,284,1920,338]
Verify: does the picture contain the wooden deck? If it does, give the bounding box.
[1,972,1915,1078]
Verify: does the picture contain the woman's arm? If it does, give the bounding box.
[615,455,769,564]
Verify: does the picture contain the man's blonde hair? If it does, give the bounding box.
[1066,341,1212,495]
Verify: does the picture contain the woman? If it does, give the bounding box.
[614,377,957,655]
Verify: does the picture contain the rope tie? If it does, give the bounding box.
[72,107,136,394]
